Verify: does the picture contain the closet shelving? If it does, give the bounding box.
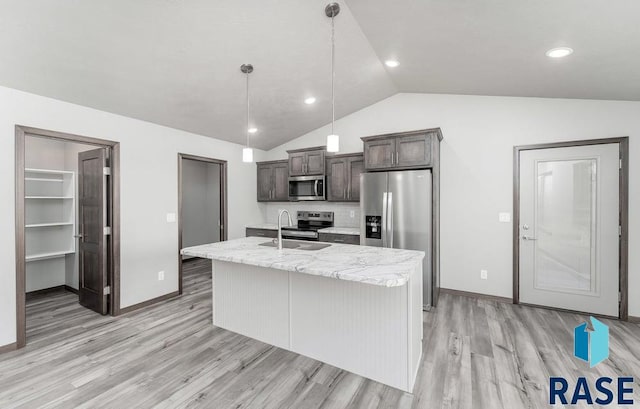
[25,168,76,262]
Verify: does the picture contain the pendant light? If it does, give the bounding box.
[241,63,254,163]
[325,3,340,153]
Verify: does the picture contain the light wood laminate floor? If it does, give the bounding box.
[1,259,639,408]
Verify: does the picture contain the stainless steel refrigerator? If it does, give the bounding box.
[360,170,432,309]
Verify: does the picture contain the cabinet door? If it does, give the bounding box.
[364,139,394,170]
[272,162,289,201]
[326,157,348,201]
[318,233,360,245]
[246,228,278,238]
[347,156,364,201]
[305,150,325,175]
[396,133,432,168]
[257,164,273,201]
[288,152,306,176]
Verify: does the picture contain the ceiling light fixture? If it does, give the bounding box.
[325,2,340,153]
[241,63,254,163]
[248,127,258,134]
[304,97,316,105]
[545,47,574,58]
[385,60,400,68]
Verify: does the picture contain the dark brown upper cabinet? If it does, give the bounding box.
[256,160,289,202]
[326,153,364,202]
[287,146,325,176]
[362,129,443,171]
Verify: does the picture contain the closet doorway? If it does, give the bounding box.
[178,154,227,294]
[15,126,121,349]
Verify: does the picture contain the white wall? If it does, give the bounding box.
[265,93,640,316]
[0,85,264,347]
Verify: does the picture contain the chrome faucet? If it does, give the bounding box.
[277,209,293,250]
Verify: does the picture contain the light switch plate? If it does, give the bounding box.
[499,212,511,223]
[166,213,176,223]
[350,210,355,218]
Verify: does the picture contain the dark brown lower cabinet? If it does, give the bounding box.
[246,228,278,238]
[318,233,360,245]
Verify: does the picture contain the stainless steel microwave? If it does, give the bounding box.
[288,176,325,201]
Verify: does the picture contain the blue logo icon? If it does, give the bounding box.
[574,316,609,367]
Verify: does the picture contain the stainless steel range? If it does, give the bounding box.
[281,211,333,241]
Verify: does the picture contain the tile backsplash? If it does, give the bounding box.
[261,202,360,228]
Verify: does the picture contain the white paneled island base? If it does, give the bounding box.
[182,237,424,392]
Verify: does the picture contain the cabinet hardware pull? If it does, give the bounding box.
[390,151,394,165]
[396,151,399,164]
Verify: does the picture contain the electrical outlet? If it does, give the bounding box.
[166,213,176,223]
[158,271,165,281]
[499,212,511,223]
[480,269,488,280]
[350,210,355,218]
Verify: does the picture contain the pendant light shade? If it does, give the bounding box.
[326,134,339,153]
[241,63,254,163]
[242,147,253,163]
[325,3,340,153]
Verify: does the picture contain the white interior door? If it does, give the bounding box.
[519,143,620,317]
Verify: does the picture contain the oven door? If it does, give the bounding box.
[288,176,325,201]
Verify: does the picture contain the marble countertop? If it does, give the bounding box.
[317,227,360,236]
[181,237,423,287]
[245,223,279,230]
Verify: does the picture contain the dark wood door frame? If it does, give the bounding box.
[15,125,121,349]
[177,153,228,294]
[513,137,629,320]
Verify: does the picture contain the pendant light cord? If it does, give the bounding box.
[246,71,250,148]
[331,13,335,136]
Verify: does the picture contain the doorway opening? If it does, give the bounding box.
[15,126,121,349]
[513,137,628,319]
[178,153,227,294]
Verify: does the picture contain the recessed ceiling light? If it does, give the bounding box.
[384,60,400,68]
[545,47,574,58]
[248,127,258,134]
[304,97,316,105]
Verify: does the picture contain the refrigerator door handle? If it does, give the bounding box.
[382,192,388,248]
[387,192,393,248]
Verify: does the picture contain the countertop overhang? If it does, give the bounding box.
[181,237,424,287]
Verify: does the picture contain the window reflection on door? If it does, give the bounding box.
[534,159,597,294]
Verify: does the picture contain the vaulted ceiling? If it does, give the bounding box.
[1,0,639,149]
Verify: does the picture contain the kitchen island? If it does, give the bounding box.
[181,236,424,392]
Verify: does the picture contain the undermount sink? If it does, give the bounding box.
[260,239,331,251]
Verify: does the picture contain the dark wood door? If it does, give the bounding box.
[347,156,364,201]
[272,162,289,201]
[396,133,432,168]
[288,152,306,176]
[364,139,395,170]
[326,157,348,201]
[305,150,325,175]
[256,164,273,201]
[78,148,109,315]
